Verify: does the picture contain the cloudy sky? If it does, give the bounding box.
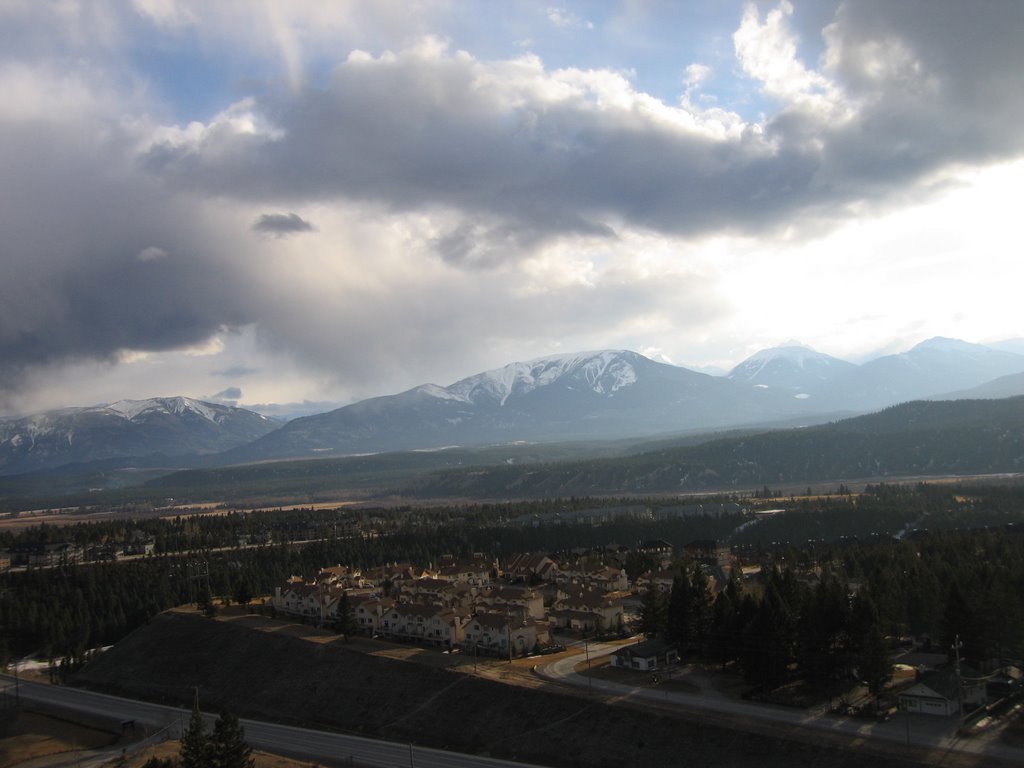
[2,0,1023,417]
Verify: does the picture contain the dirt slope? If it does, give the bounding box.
[72,612,962,768]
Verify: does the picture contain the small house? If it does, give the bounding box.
[610,638,679,672]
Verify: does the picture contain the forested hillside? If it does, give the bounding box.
[402,397,1024,498]
[3,483,1024,666]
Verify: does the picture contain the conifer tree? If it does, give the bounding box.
[686,564,713,654]
[850,592,892,709]
[665,573,691,647]
[334,590,357,642]
[210,706,255,768]
[638,587,667,638]
[707,586,736,668]
[740,581,794,690]
[179,695,209,768]
[797,574,851,698]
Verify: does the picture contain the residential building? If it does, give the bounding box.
[503,552,559,583]
[610,639,679,671]
[380,603,467,648]
[463,612,549,656]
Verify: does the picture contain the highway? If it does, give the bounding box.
[1,675,549,768]
[536,642,1024,765]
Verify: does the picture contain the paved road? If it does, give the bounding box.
[1,676,548,768]
[536,644,1024,765]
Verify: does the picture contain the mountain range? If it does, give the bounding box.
[216,349,820,464]
[2,337,1024,478]
[0,397,277,476]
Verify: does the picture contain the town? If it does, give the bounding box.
[3,483,1024,768]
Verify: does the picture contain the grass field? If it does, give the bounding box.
[0,708,118,766]
[0,706,341,768]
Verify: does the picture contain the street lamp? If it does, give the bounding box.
[584,638,592,695]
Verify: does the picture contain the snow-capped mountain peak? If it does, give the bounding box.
[446,350,639,406]
[728,345,856,392]
[104,396,225,423]
[729,345,819,377]
[909,337,996,359]
[0,396,277,476]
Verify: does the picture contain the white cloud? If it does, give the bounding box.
[733,1,849,119]
[704,159,1024,365]
[545,7,593,31]
[131,0,198,28]
[137,246,168,261]
[683,62,711,89]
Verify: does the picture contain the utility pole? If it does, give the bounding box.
[507,610,513,663]
[953,634,965,725]
[319,581,325,627]
[585,638,592,695]
[187,559,210,608]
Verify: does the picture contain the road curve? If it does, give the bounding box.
[535,643,1024,765]
[1,675,548,768]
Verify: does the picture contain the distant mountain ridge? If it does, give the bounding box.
[219,350,825,464]
[4,337,1024,477]
[934,372,1024,401]
[821,337,1024,411]
[0,397,277,476]
[220,338,1024,465]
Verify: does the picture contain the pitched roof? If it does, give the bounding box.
[613,638,675,659]
[910,667,961,701]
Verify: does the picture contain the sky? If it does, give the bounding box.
[2,0,1024,417]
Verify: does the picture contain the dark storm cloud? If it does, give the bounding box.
[252,212,314,235]
[212,387,243,401]
[212,365,260,378]
[140,0,1024,259]
[0,118,254,390]
[807,0,1024,196]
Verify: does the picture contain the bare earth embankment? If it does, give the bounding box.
[70,611,996,768]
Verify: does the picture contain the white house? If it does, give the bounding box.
[898,667,985,717]
[610,639,679,672]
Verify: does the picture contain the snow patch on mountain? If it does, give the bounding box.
[0,396,278,476]
[910,337,978,354]
[446,350,639,406]
[104,397,223,423]
[728,345,855,387]
[908,337,1020,364]
[414,384,472,403]
[730,346,823,379]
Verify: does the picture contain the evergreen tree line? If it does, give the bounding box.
[3,484,1023,667]
[638,527,1024,700]
[0,494,726,553]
